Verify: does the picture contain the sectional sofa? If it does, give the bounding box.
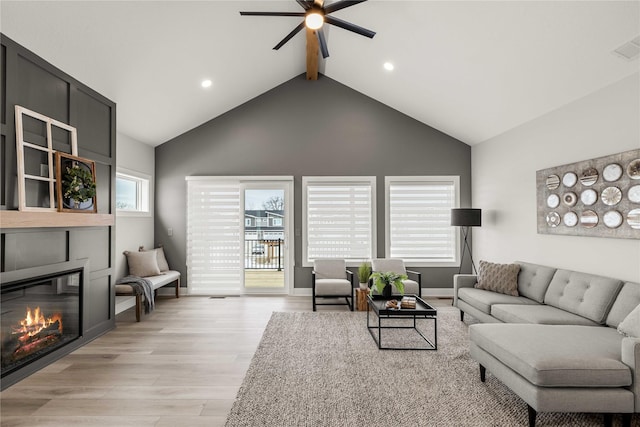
[453,261,639,427]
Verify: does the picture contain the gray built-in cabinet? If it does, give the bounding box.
[1,34,116,387]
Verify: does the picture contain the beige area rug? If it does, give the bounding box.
[225,310,635,427]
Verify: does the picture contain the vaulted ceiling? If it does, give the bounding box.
[1,1,638,147]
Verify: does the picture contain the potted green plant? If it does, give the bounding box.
[370,271,408,298]
[62,162,96,209]
[358,262,372,290]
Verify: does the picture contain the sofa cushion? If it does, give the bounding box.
[314,279,352,296]
[491,304,599,326]
[606,282,640,328]
[140,246,170,272]
[313,259,347,280]
[544,270,623,324]
[470,324,631,387]
[475,260,520,296]
[618,304,640,338]
[458,288,538,314]
[515,262,556,303]
[400,279,419,295]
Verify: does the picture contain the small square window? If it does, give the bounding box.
[272,218,283,226]
[245,218,252,226]
[116,170,150,216]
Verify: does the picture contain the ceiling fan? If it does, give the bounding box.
[240,0,375,80]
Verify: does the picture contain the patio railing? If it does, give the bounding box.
[244,239,283,271]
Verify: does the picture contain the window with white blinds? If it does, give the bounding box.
[186,179,241,294]
[386,176,460,266]
[303,177,375,265]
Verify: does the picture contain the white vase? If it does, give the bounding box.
[359,282,368,290]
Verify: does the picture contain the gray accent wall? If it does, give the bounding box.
[155,74,471,290]
[1,34,116,388]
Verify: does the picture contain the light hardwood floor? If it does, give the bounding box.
[0,294,452,426]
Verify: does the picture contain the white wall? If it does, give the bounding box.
[115,133,155,279]
[472,73,640,282]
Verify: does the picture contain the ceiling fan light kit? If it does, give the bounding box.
[240,0,375,80]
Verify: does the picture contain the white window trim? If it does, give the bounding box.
[116,167,153,217]
[302,176,376,267]
[385,176,460,267]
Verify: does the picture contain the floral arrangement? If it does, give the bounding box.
[62,162,96,204]
[370,271,408,296]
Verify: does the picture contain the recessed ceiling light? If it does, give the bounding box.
[383,62,394,71]
[201,79,212,88]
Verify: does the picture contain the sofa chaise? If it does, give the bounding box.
[453,261,640,427]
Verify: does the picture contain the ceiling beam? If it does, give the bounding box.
[306,28,319,80]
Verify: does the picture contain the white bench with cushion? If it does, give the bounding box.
[115,271,180,321]
[115,246,180,321]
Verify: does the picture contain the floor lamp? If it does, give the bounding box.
[451,208,482,274]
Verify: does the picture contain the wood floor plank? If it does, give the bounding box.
[0,295,452,425]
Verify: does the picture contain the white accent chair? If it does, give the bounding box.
[371,258,422,297]
[312,259,354,311]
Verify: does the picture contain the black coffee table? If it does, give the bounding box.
[367,294,437,350]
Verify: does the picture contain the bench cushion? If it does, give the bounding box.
[491,304,599,326]
[116,271,180,295]
[470,324,631,387]
[544,270,622,324]
[458,287,538,314]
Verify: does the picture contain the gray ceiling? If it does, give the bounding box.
[1,1,639,147]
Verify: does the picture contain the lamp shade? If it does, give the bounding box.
[451,208,482,227]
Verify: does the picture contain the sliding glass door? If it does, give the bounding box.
[186,177,292,295]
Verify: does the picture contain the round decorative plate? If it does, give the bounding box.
[601,186,622,206]
[628,209,640,229]
[580,189,597,206]
[563,211,578,227]
[603,211,623,229]
[629,185,640,203]
[562,172,577,188]
[603,163,623,182]
[546,212,561,228]
[562,192,577,207]
[627,159,640,180]
[580,210,598,228]
[546,174,560,190]
[579,168,598,186]
[546,194,560,208]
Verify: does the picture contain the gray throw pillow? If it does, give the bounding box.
[139,245,170,272]
[618,303,640,338]
[474,260,520,296]
[124,250,161,277]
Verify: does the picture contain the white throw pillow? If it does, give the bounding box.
[618,303,640,338]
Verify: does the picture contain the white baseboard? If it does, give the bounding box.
[290,288,452,298]
[157,287,453,298]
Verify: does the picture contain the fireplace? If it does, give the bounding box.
[1,260,84,380]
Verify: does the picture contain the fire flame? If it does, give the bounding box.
[12,307,63,339]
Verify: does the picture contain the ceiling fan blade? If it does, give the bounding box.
[240,11,305,17]
[295,0,312,10]
[273,22,306,50]
[324,0,367,14]
[325,15,375,38]
[317,28,330,58]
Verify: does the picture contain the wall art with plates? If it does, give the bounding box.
[536,148,640,239]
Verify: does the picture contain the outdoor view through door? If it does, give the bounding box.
[244,188,285,290]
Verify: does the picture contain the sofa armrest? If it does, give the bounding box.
[453,274,477,306]
[622,336,640,412]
